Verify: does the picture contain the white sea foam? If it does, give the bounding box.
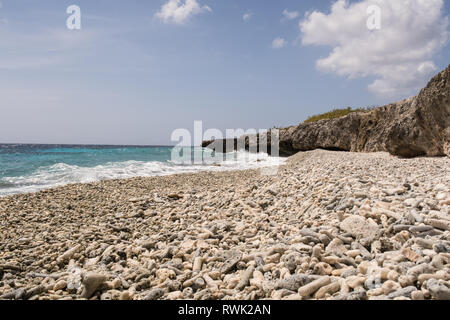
[0,151,286,197]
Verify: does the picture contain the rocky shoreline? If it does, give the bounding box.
[0,150,449,300]
[204,65,450,158]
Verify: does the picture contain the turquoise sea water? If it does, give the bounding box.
[0,144,283,196]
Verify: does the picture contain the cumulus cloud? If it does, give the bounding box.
[155,0,212,25]
[243,12,252,22]
[283,9,299,20]
[272,37,287,49]
[300,0,449,98]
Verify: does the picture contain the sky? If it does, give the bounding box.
[0,0,449,145]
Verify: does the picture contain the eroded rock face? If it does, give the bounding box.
[204,65,450,158]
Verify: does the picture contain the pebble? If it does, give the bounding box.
[411,290,424,300]
[119,291,132,300]
[427,279,450,300]
[0,150,448,301]
[235,265,255,291]
[333,290,367,300]
[340,216,379,240]
[80,273,107,299]
[56,245,81,265]
[298,276,331,297]
[276,274,317,292]
[387,286,417,299]
[144,288,165,300]
[53,280,67,291]
[314,281,340,299]
[192,257,203,273]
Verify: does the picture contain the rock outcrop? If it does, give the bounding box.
[203,65,450,158]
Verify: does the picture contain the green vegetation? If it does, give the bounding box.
[304,106,376,124]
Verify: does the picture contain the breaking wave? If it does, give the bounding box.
[0,150,285,197]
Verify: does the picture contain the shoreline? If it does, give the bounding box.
[0,147,287,198]
[0,166,264,200]
[0,149,449,300]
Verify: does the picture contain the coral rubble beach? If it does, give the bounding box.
[0,149,449,300]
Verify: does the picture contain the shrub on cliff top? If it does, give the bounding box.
[304,107,375,124]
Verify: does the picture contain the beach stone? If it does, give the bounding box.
[381,280,402,295]
[144,288,165,300]
[167,291,183,300]
[66,265,83,292]
[25,285,46,300]
[235,265,255,291]
[340,216,379,240]
[139,240,157,250]
[416,238,434,249]
[341,268,358,278]
[325,239,347,255]
[434,184,446,192]
[426,219,450,231]
[168,193,183,200]
[80,273,107,299]
[411,291,425,300]
[401,248,422,262]
[333,290,367,300]
[346,276,366,289]
[427,279,450,300]
[156,269,176,282]
[182,287,194,299]
[192,257,203,273]
[276,274,316,292]
[192,278,206,291]
[56,245,81,264]
[298,276,331,297]
[398,275,415,288]
[119,291,132,300]
[314,281,340,299]
[53,280,67,291]
[221,252,242,274]
[312,245,322,259]
[387,286,417,299]
[407,264,435,279]
[4,288,26,300]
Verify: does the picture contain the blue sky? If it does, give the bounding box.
[0,0,449,145]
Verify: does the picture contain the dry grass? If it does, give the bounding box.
[304,107,376,124]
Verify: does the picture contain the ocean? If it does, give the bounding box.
[0,144,284,197]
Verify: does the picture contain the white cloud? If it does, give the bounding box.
[155,0,212,25]
[300,0,449,98]
[243,12,252,22]
[283,9,299,20]
[272,37,287,49]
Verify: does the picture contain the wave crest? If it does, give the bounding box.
[0,150,285,196]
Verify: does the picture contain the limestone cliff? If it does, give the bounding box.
[203,65,450,158]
